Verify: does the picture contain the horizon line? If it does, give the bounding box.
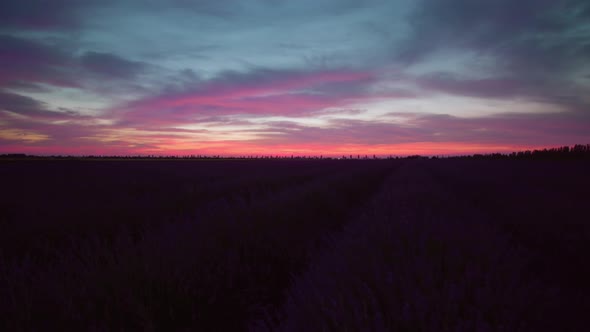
[2,144,589,160]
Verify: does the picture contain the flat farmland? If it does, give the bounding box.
[0,158,588,331]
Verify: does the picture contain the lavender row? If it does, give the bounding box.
[0,160,395,331]
[0,160,355,260]
[268,160,585,331]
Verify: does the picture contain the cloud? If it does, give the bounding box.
[80,52,148,79]
[401,0,590,73]
[0,90,99,146]
[0,0,86,29]
[117,68,380,127]
[400,0,552,61]
[0,34,153,97]
[3,107,588,156]
[0,90,80,119]
[251,109,590,148]
[415,73,528,99]
[0,35,77,88]
[1,1,588,156]
[2,81,52,93]
[390,110,590,145]
[394,0,590,112]
[0,91,48,115]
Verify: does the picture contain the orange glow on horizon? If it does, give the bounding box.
[0,141,556,157]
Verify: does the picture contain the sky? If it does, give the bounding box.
[1,0,589,156]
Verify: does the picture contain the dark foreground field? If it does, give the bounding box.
[1,157,589,331]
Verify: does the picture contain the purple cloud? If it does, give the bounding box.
[250,110,590,147]
[1,0,588,156]
[116,68,380,128]
[0,0,85,30]
[0,35,78,88]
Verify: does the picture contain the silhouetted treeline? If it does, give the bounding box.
[2,144,589,160]
[457,144,590,160]
[0,154,367,160]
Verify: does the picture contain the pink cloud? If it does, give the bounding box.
[116,69,378,128]
[3,68,588,157]
[4,108,588,157]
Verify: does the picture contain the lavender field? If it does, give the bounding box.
[1,154,588,331]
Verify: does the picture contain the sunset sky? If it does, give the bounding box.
[1,0,589,156]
